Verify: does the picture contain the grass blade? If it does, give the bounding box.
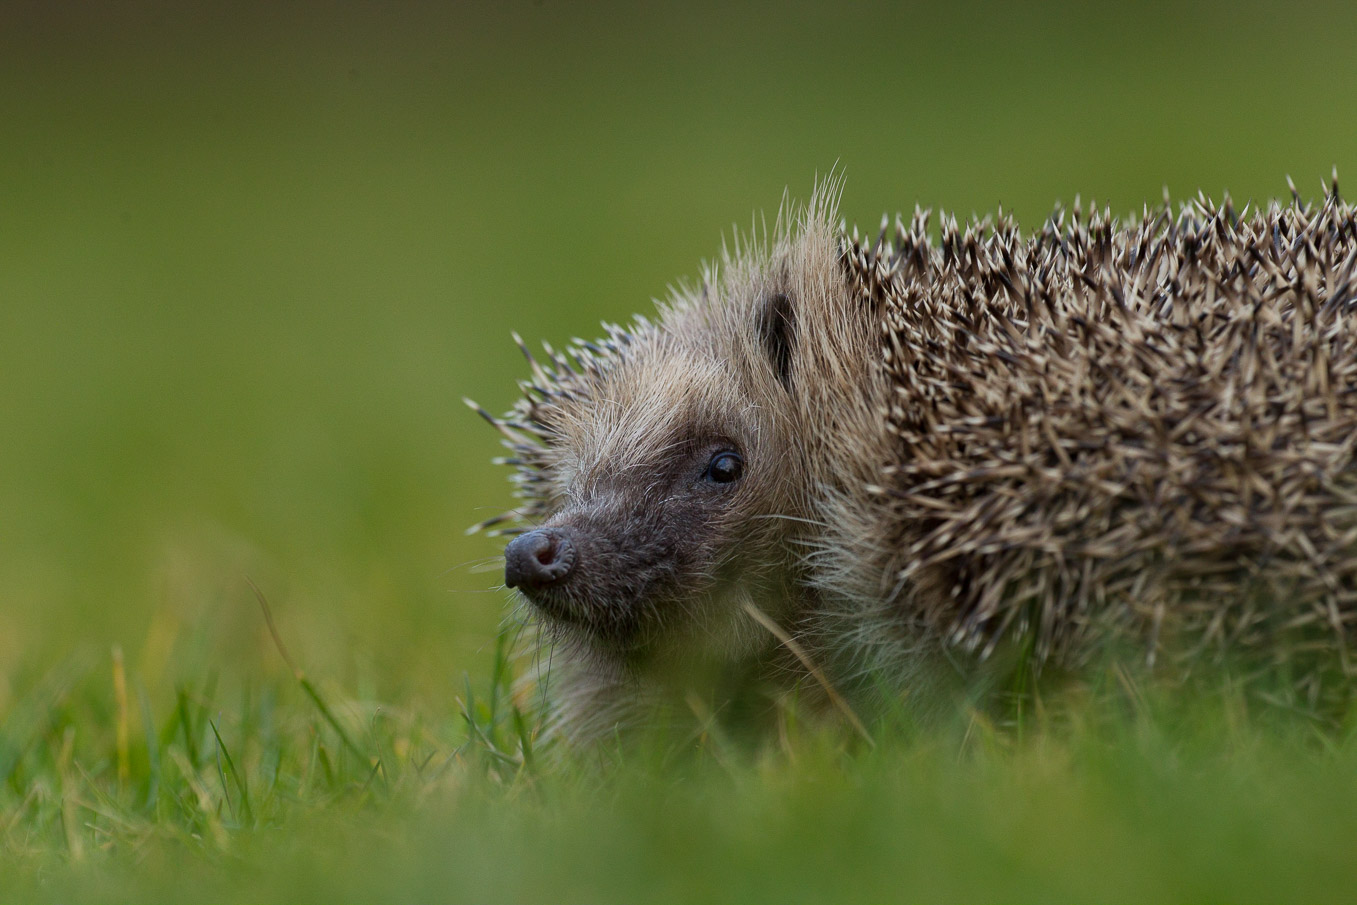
[209,719,253,824]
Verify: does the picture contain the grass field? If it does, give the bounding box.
[4,2,1357,901]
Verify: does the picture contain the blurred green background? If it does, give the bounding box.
[5,0,1355,699]
[3,1,1357,897]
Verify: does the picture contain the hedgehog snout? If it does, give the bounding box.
[504,527,577,591]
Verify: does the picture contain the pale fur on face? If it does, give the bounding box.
[504,177,895,738]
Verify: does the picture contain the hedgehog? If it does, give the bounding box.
[469,174,1357,741]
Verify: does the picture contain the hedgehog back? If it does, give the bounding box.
[840,191,1357,693]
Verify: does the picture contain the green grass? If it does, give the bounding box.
[4,1,1357,901]
[5,644,1357,903]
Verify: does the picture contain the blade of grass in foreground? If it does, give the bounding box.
[246,576,368,764]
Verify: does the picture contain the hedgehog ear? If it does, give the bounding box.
[756,291,796,392]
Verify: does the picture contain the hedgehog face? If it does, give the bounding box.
[503,335,805,657]
[476,187,887,690]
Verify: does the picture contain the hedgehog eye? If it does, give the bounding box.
[703,451,744,484]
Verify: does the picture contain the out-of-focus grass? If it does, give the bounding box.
[3,1,1357,901]
[4,653,1357,904]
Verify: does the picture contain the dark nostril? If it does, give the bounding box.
[504,528,577,591]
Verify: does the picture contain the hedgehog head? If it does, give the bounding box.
[473,182,889,672]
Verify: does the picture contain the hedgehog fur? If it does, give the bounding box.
[471,174,1357,739]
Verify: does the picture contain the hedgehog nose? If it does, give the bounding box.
[504,528,577,591]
